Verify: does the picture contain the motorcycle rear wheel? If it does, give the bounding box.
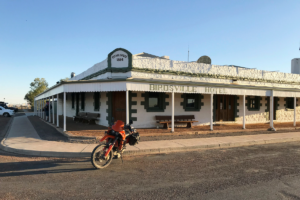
[91,144,113,169]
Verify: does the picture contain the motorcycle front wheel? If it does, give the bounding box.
[91,144,113,169]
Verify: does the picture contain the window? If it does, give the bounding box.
[141,92,168,112]
[247,96,260,111]
[285,98,294,109]
[149,92,160,108]
[186,94,196,108]
[94,92,100,111]
[249,97,257,109]
[181,94,203,111]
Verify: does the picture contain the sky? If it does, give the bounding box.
[0,0,300,104]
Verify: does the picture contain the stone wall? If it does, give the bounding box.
[132,57,300,84]
[275,97,300,122]
[235,96,269,123]
[69,55,300,86]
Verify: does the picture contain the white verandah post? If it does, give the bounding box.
[63,92,66,132]
[57,94,59,127]
[171,91,174,133]
[48,97,51,122]
[40,100,42,118]
[52,95,55,124]
[210,93,213,131]
[243,95,246,129]
[126,90,129,124]
[294,97,296,127]
[270,91,274,130]
[42,99,45,120]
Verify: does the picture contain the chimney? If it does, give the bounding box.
[71,72,75,78]
[160,55,170,59]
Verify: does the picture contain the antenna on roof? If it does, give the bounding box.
[188,45,189,62]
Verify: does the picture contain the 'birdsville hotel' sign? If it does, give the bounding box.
[149,84,227,94]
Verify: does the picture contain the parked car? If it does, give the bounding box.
[0,106,15,117]
[7,107,18,112]
[0,102,18,112]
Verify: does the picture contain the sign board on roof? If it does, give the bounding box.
[108,48,132,70]
[111,50,129,68]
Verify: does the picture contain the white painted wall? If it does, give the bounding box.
[131,92,211,128]
[70,59,108,81]
[61,92,108,126]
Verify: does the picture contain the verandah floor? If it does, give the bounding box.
[43,115,300,138]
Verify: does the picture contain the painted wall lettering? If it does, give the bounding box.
[205,87,226,94]
[149,84,196,92]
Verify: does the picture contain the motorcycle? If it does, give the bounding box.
[91,119,140,169]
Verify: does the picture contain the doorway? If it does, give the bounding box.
[112,92,126,123]
[215,95,235,121]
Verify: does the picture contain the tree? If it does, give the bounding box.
[24,78,48,108]
[60,77,69,82]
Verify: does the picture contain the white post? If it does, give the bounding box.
[210,93,213,131]
[243,95,246,129]
[42,99,45,119]
[57,94,59,127]
[126,90,129,124]
[46,97,51,122]
[52,95,55,124]
[270,92,274,130]
[40,100,42,118]
[294,97,296,127]
[63,92,66,132]
[171,91,174,133]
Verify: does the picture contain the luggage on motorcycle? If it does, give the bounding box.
[128,133,140,146]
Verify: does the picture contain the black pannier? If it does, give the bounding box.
[128,133,140,146]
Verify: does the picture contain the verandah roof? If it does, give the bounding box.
[34,78,300,100]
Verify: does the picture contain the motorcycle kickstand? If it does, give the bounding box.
[120,153,123,164]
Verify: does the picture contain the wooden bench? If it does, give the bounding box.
[74,112,86,122]
[83,112,100,124]
[155,115,198,129]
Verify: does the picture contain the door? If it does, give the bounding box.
[112,92,126,123]
[216,95,235,121]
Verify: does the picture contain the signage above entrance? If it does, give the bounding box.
[149,84,227,94]
[127,83,272,96]
[107,48,133,70]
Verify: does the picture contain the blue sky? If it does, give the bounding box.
[0,0,299,104]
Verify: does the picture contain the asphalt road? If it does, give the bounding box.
[1,141,300,200]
